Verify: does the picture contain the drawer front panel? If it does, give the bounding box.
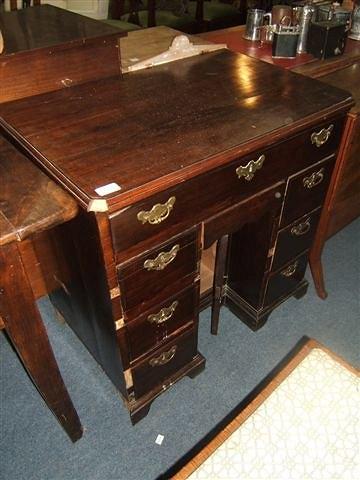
[118,228,197,278]
[281,156,335,227]
[117,232,199,315]
[272,208,322,270]
[264,254,308,306]
[131,327,197,398]
[110,117,344,254]
[125,284,198,362]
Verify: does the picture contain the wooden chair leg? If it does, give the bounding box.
[0,243,83,442]
[211,234,229,335]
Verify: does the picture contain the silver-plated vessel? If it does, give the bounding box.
[297,3,316,54]
[244,9,271,41]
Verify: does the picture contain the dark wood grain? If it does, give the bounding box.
[204,182,285,250]
[280,156,336,227]
[110,115,345,258]
[264,253,308,306]
[0,5,125,102]
[131,327,198,398]
[0,133,76,299]
[226,191,282,309]
[0,50,352,211]
[272,208,322,271]
[49,210,128,396]
[18,232,71,300]
[118,228,199,317]
[0,136,78,245]
[124,283,199,362]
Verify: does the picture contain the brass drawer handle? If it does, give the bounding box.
[143,244,180,271]
[236,154,265,181]
[281,261,298,277]
[137,196,176,225]
[147,301,179,325]
[149,345,177,367]
[303,168,324,189]
[311,124,334,147]
[291,218,311,236]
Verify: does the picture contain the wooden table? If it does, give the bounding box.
[0,136,82,441]
[0,4,126,440]
[200,26,360,299]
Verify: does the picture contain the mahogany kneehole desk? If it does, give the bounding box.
[0,49,353,423]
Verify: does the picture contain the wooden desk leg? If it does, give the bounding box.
[0,243,83,442]
[211,235,229,335]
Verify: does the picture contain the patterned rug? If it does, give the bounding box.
[173,339,360,480]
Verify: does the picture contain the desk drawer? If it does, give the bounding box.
[281,156,335,227]
[117,228,199,315]
[125,284,198,362]
[110,117,344,254]
[131,327,197,398]
[264,253,308,306]
[272,208,322,270]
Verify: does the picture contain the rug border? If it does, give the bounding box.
[159,336,359,480]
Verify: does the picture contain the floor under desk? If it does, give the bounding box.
[1,218,359,480]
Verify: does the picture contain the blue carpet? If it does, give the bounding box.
[1,219,359,480]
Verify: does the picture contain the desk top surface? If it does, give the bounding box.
[0,49,352,212]
[0,137,77,246]
[0,5,122,56]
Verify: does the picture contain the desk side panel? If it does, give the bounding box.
[49,210,126,395]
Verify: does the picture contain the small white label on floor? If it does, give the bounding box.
[155,434,164,445]
[95,182,121,196]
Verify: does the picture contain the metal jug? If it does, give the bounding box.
[244,9,272,41]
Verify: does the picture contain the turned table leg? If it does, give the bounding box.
[0,243,82,442]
